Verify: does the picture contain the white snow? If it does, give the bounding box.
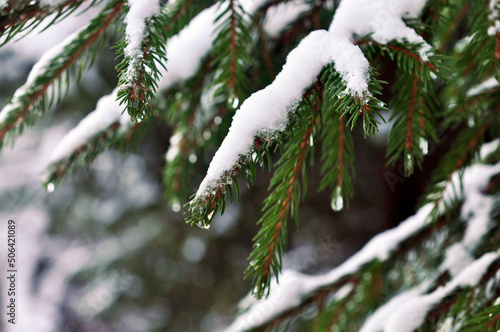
[439,163,500,276]
[124,0,160,59]
[222,162,500,331]
[467,77,500,97]
[383,252,499,332]
[47,89,131,164]
[157,6,219,90]
[264,1,311,38]
[440,243,474,277]
[329,0,431,59]
[479,139,499,160]
[360,281,432,332]
[0,0,8,10]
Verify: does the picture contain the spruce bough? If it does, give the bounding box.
[0,0,499,330]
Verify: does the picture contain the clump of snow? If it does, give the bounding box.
[360,281,432,332]
[196,30,369,197]
[383,252,499,332]
[329,0,431,59]
[124,0,160,59]
[264,1,311,38]
[467,77,500,97]
[47,89,131,164]
[440,243,474,277]
[479,139,499,160]
[157,6,219,90]
[122,0,160,83]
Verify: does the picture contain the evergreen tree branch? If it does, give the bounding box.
[209,0,252,108]
[0,0,124,151]
[0,0,97,45]
[246,82,324,299]
[42,90,143,188]
[116,1,168,122]
[44,122,142,187]
[319,65,386,209]
[361,40,446,175]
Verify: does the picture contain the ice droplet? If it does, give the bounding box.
[330,186,344,211]
[405,153,413,172]
[47,183,55,193]
[419,138,429,155]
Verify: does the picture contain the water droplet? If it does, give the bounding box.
[214,116,222,125]
[188,154,197,163]
[230,97,240,109]
[330,186,344,211]
[47,183,55,193]
[208,211,214,221]
[419,138,429,155]
[309,135,314,147]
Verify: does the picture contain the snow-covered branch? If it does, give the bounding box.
[223,158,500,331]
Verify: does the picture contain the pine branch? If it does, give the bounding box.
[209,0,252,108]
[0,0,97,46]
[361,40,447,175]
[186,132,275,229]
[163,0,314,209]
[0,0,124,151]
[42,90,143,188]
[116,1,167,122]
[44,122,142,188]
[245,82,323,299]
